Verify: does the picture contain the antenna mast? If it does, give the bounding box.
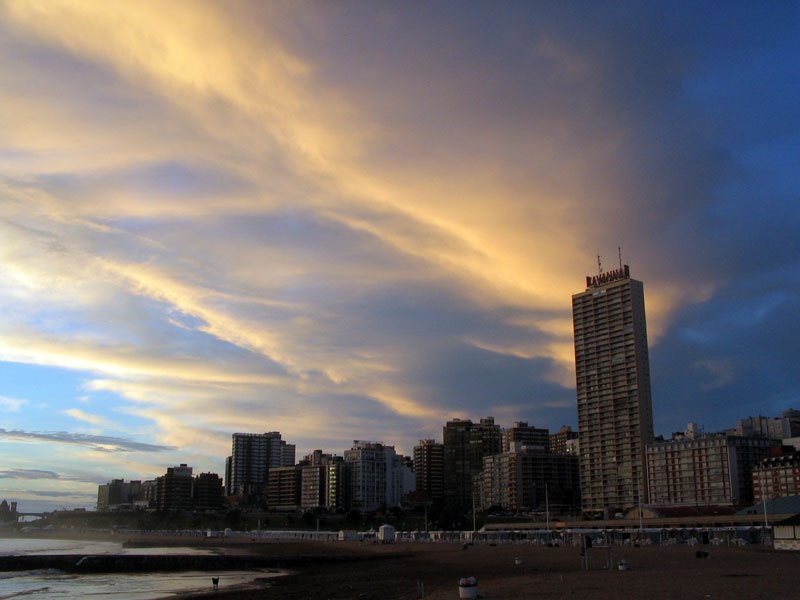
[597,253,603,275]
[618,246,623,270]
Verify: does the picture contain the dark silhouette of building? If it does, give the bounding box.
[0,499,17,521]
[474,448,580,513]
[141,480,157,508]
[155,464,194,511]
[502,421,550,453]
[443,417,502,509]
[97,479,144,510]
[193,472,225,512]
[266,466,301,510]
[413,439,444,504]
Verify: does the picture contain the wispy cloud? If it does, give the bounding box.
[0,395,27,412]
[14,489,95,499]
[693,359,737,391]
[0,468,108,487]
[63,408,112,427]
[0,428,175,453]
[0,468,59,480]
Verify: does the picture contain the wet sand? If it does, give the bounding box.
[162,539,800,600]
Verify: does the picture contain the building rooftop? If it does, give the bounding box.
[736,495,800,516]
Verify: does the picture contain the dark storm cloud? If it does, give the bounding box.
[625,4,800,434]
[410,343,575,419]
[333,278,577,429]
[651,267,800,434]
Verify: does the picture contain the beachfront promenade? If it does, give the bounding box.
[109,523,773,547]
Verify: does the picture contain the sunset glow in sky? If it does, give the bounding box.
[1,1,799,510]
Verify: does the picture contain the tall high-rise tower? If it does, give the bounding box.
[443,417,502,509]
[226,432,296,499]
[572,263,654,517]
[413,439,444,504]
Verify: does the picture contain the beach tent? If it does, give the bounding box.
[378,524,396,542]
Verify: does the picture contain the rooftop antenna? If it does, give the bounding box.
[618,246,623,270]
[597,253,603,275]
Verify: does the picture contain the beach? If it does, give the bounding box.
[163,538,800,599]
[6,532,800,599]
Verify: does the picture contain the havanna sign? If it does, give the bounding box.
[586,265,630,289]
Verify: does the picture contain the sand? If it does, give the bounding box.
[161,538,800,600]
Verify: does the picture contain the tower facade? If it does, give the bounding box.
[572,264,654,517]
[226,432,296,499]
[344,440,392,512]
[501,421,550,453]
[413,439,444,504]
[443,417,502,509]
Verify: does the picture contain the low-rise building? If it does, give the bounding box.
[266,466,301,510]
[97,479,143,510]
[753,453,800,503]
[646,435,779,508]
[550,425,579,455]
[503,421,550,453]
[474,448,580,513]
[734,410,800,440]
[774,514,800,550]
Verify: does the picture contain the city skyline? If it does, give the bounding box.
[1,2,799,511]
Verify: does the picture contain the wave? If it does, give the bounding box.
[0,538,115,556]
[0,568,270,600]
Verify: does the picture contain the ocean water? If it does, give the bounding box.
[0,537,272,600]
[1,538,126,556]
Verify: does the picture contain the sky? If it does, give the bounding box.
[1,1,799,512]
